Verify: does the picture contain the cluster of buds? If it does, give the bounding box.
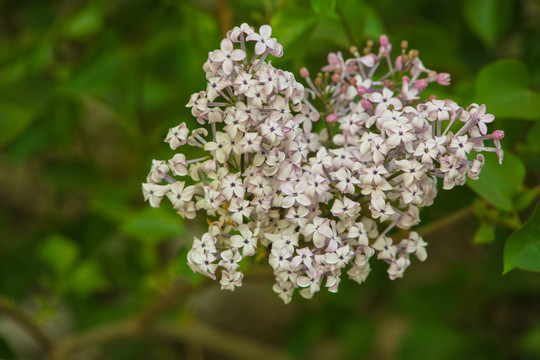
[142,24,504,303]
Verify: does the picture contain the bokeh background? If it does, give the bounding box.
[1,0,540,359]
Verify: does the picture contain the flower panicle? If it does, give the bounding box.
[142,24,503,303]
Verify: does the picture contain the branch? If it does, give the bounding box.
[411,185,540,240]
[50,319,292,360]
[0,296,53,352]
[136,278,203,329]
[416,205,475,239]
[217,0,233,38]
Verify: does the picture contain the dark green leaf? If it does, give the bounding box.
[504,203,540,274]
[310,0,337,17]
[311,17,350,49]
[463,0,515,47]
[514,189,538,211]
[467,152,525,211]
[335,0,385,45]
[271,6,320,60]
[476,59,540,120]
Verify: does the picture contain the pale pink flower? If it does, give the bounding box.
[280,181,311,208]
[372,235,397,260]
[469,104,495,135]
[369,88,403,113]
[231,225,258,257]
[246,25,278,55]
[142,183,170,208]
[164,123,189,150]
[210,38,246,75]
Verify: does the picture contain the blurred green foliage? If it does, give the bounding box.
[0,0,539,359]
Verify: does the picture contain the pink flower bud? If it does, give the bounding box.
[493,130,505,140]
[394,56,403,71]
[356,86,367,95]
[331,73,341,83]
[429,95,438,101]
[414,79,427,90]
[300,67,310,78]
[379,35,389,47]
[437,73,451,86]
[361,99,371,111]
[326,114,338,123]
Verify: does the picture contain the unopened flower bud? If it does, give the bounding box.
[300,67,310,78]
[402,76,410,83]
[401,40,408,49]
[437,73,451,86]
[326,114,338,123]
[380,35,389,47]
[429,94,438,101]
[349,77,357,86]
[414,79,427,90]
[332,73,341,83]
[493,130,505,140]
[340,85,347,93]
[366,39,374,47]
[395,56,403,71]
[409,49,419,57]
[428,71,437,78]
[356,86,367,95]
[361,99,371,111]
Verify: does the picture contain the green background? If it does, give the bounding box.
[0,0,539,359]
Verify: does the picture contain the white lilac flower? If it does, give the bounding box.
[220,270,244,291]
[246,25,278,55]
[230,224,258,257]
[210,38,246,75]
[280,181,311,208]
[142,183,170,208]
[204,132,232,164]
[164,123,189,150]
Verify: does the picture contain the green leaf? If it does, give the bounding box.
[121,207,184,243]
[310,0,337,17]
[68,260,109,296]
[504,203,540,274]
[514,189,538,211]
[473,223,496,244]
[39,234,80,275]
[476,59,540,120]
[467,152,525,211]
[463,0,515,47]
[271,6,320,60]
[0,103,36,147]
[335,0,385,44]
[62,1,103,39]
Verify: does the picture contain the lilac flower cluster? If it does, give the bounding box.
[142,24,504,303]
